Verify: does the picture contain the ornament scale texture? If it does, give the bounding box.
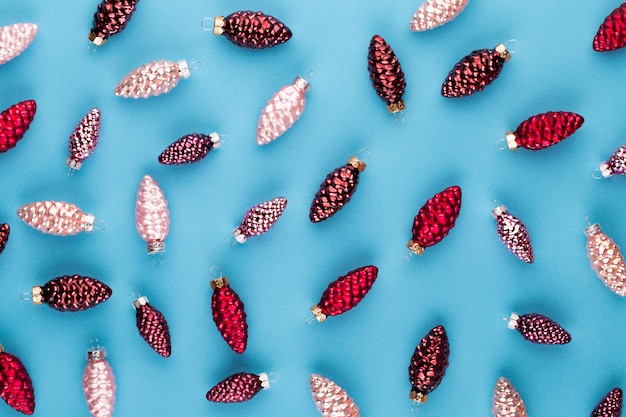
[492,205,534,263]
[599,144,626,178]
[135,175,170,257]
[410,0,469,31]
[31,274,112,312]
[593,3,626,52]
[309,374,360,417]
[206,372,269,403]
[67,108,101,172]
[213,11,292,49]
[158,132,220,165]
[505,111,584,151]
[0,23,38,65]
[0,223,9,255]
[233,197,287,243]
[491,377,528,417]
[89,0,141,47]
[507,312,571,344]
[367,34,406,114]
[82,346,116,417]
[114,60,191,98]
[585,223,626,296]
[17,201,96,236]
[408,325,449,404]
[211,276,248,354]
[133,296,171,357]
[592,387,623,417]
[0,99,37,153]
[0,345,35,415]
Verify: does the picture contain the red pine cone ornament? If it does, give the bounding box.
[441,43,510,98]
[598,144,626,178]
[233,197,287,244]
[0,223,9,255]
[410,0,469,31]
[206,372,270,403]
[212,11,292,49]
[17,201,100,236]
[0,23,38,65]
[593,4,626,52]
[28,274,112,312]
[585,222,626,296]
[0,344,35,415]
[133,296,171,357]
[88,0,141,47]
[310,265,378,323]
[67,108,101,173]
[158,132,220,165]
[310,374,360,417]
[114,60,192,98]
[592,388,623,417]
[408,325,449,404]
[210,273,248,354]
[0,99,36,153]
[491,204,534,263]
[503,111,584,151]
[407,185,462,256]
[506,312,571,344]
[368,34,406,114]
[492,377,528,417]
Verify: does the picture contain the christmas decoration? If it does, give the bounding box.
[114,60,192,98]
[0,99,37,153]
[26,274,112,312]
[502,111,584,151]
[82,340,116,417]
[0,23,38,65]
[441,43,511,98]
[491,203,534,263]
[309,374,360,417]
[410,0,469,31]
[88,0,141,47]
[67,108,101,174]
[16,201,101,236]
[210,270,248,354]
[210,11,292,49]
[0,223,9,255]
[408,325,449,404]
[206,372,270,403]
[135,175,169,260]
[256,75,310,145]
[492,377,527,417]
[592,388,623,417]
[596,144,626,178]
[309,155,367,223]
[407,185,462,256]
[233,197,287,244]
[506,312,571,344]
[310,265,378,323]
[367,34,406,115]
[133,295,171,357]
[593,4,626,52]
[158,132,220,165]
[0,344,35,415]
[584,221,626,296]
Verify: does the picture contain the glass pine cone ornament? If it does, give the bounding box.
[0,223,9,255]
[593,3,626,52]
[133,295,171,357]
[135,175,170,258]
[67,108,101,173]
[504,111,584,151]
[212,11,292,49]
[88,0,141,47]
[82,343,116,417]
[592,388,623,417]
[491,204,534,263]
[206,372,270,403]
[310,265,378,323]
[158,132,220,165]
[233,197,287,243]
[410,0,469,31]
[310,374,360,417]
[367,34,406,114]
[506,312,571,344]
[16,201,99,236]
[584,222,626,296]
[256,75,310,145]
[210,275,248,354]
[0,99,37,153]
[492,377,528,417]
[441,43,511,98]
[114,60,191,98]
[28,274,112,312]
[598,144,626,178]
[408,325,449,404]
[0,344,35,415]
[0,23,38,65]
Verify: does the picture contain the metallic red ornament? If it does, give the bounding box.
[592,388,623,417]
[584,222,626,296]
[114,60,191,98]
[408,325,449,404]
[0,23,38,65]
[309,374,360,417]
[133,295,171,358]
[593,4,626,52]
[0,99,36,153]
[407,185,462,256]
[82,341,116,417]
[0,344,35,415]
[67,108,101,174]
[506,312,571,344]
[158,132,220,165]
[233,197,287,244]
[206,372,270,403]
[410,0,469,31]
[210,272,248,354]
[309,155,366,223]
[0,223,9,255]
[503,111,584,151]
[491,204,534,263]
[441,43,510,98]
[310,265,378,323]
[598,144,626,178]
[211,11,292,49]
[88,0,141,47]
[27,274,112,312]
[492,377,528,417]
[17,201,100,236]
[368,34,406,114]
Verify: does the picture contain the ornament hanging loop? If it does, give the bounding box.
[592,168,604,180]
[200,17,214,31]
[209,266,223,279]
[87,42,98,54]
[189,61,202,71]
[267,372,279,383]
[411,400,421,414]
[227,234,237,246]
[89,337,100,349]
[19,292,31,301]
[495,138,508,151]
[357,148,371,163]
[505,39,520,54]
[489,200,500,210]
[304,70,314,81]
[393,111,406,124]
[151,252,164,265]
[94,219,107,231]
[404,251,414,262]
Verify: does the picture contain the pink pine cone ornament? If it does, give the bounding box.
[256,76,310,145]
[585,222,626,296]
[17,201,98,236]
[67,108,101,173]
[309,374,360,417]
[492,377,528,417]
[598,145,626,178]
[82,344,116,417]
[592,388,623,417]
[593,3,626,52]
[0,223,9,255]
[410,0,469,31]
[206,372,270,403]
[133,296,171,357]
[0,99,37,153]
[213,11,292,49]
[135,175,170,258]
[233,197,287,243]
[507,312,571,344]
[158,132,220,165]
[114,60,191,98]
[491,204,534,263]
[0,23,38,65]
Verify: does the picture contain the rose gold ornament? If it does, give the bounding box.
[410,0,469,31]
[492,377,528,417]
[16,201,101,236]
[114,60,192,98]
[135,175,169,260]
[0,23,38,65]
[67,108,101,174]
[82,341,116,417]
[584,221,626,296]
[309,374,360,417]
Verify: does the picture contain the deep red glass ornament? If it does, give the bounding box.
[0,99,36,153]
[408,325,449,404]
[210,274,248,354]
[89,0,141,47]
[133,295,171,358]
[310,265,378,322]
[506,312,571,345]
[28,274,112,312]
[368,34,406,114]
[491,204,534,263]
[0,344,35,415]
[67,108,101,173]
[593,3,626,52]
[0,223,9,255]
[206,372,270,403]
[592,388,623,417]
[441,43,510,98]
[233,197,287,244]
[212,11,292,49]
[407,185,462,256]
[503,111,584,151]
[598,144,626,178]
[158,132,220,165]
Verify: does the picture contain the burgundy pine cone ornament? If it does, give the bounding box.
[0,99,36,153]
[491,204,534,263]
[503,111,584,151]
[212,11,292,49]
[368,34,406,114]
[597,144,626,178]
[593,4,626,52]
[408,325,449,404]
[67,108,101,173]
[233,197,287,244]
[592,388,623,417]
[0,223,9,255]
[506,312,571,345]
[28,274,112,312]
[210,273,248,354]
[133,296,171,357]
[158,132,220,165]
[206,372,270,403]
[0,344,35,415]
[88,0,141,47]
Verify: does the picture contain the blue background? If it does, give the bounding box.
[2,0,626,416]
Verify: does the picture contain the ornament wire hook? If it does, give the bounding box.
[67,167,76,177]
[20,292,32,301]
[304,70,314,81]
[131,290,142,300]
[210,266,223,279]
[218,133,229,143]
[591,168,604,180]
[404,251,414,262]
[189,61,202,71]
[267,372,279,383]
[505,39,520,54]
[87,42,98,54]
[585,215,592,226]
[94,219,107,231]
[357,148,371,163]
[393,111,406,124]
[411,400,421,414]
[489,200,500,210]
[89,337,100,349]
[151,252,164,265]
[200,17,214,31]
[495,138,508,151]
[227,234,238,246]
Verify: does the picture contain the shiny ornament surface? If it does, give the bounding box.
[0,345,35,415]
[408,325,449,403]
[441,43,510,98]
[410,0,469,31]
[367,34,406,113]
[310,265,378,322]
[505,111,584,151]
[114,60,190,98]
[206,372,269,403]
[17,201,96,236]
[82,346,116,417]
[0,223,9,255]
[158,132,220,165]
[0,99,37,153]
[211,276,248,354]
[492,377,527,417]
[67,108,101,172]
[89,0,141,47]
[256,76,310,145]
[133,296,171,357]
[135,175,169,256]
[310,374,360,417]
[585,223,626,296]
[507,312,571,344]
[492,205,534,263]
[31,274,112,312]
[214,11,292,49]
[233,197,287,243]
[0,23,38,65]
[592,388,623,417]
[593,3,626,52]
[599,145,626,178]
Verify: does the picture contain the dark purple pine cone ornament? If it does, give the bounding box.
[408,325,449,404]
[0,99,37,153]
[27,274,112,312]
[593,3,626,52]
[67,108,101,173]
[158,132,220,165]
[592,388,623,417]
[0,223,9,255]
[88,0,141,47]
[506,312,571,345]
[368,34,406,115]
[133,295,171,358]
[206,372,270,403]
[233,197,287,244]
[491,204,534,263]
[212,11,292,49]
[503,111,584,151]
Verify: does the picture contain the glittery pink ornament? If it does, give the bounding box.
[206,372,270,403]
[114,60,191,98]
[0,23,38,65]
[491,204,534,263]
[585,222,626,296]
[135,175,170,259]
[67,108,101,174]
[598,145,626,178]
[158,132,220,165]
[506,312,571,344]
[16,201,100,236]
[309,374,360,417]
[492,377,527,417]
[233,197,287,243]
[82,342,116,417]
[592,388,623,417]
[410,0,469,31]
[256,76,310,145]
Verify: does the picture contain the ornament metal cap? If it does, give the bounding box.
[213,16,225,35]
[210,276,229,290]
[209,132,221,149]
[83,213,96,232]
[507,312,520,329]
[31,286,43,305]
[599,162,612,178]
[88,31,106,47]
[505,131,518,151]
[348,156,366,172]
[232,228,247,244]
[87,347,107,361]
[406,239,425,256]
[310,304,327,322]
[409,390,428,403]
[66,157,83,171]
[147,241,165,255]
[0,343,3,353]
[294,76,311,92]
[387,100,406,114]
[132,295,149,310]
[584,223,602,237]
[491,204,507,218]
[177,60,191,79]
[495,43,511,62]
[259,372,271,389]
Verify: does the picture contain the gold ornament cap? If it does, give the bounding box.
[387,100,406,114]
[406,239,425,256]
[310,304,327,322]
[210,276,229,290]
[32,286,43,305]
[495,43,511,62]
[409,390,428,403]
[88,32,106,47]
[213,16,225,35]
[348,156,366,172]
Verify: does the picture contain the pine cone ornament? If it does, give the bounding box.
[585,222,626,296]
[492,377,528,417]
[135,175,169,258]
[491,204,534,263]
[310,374,360,417]
[593,3,626,52]
[67,108,101,173]
[592,388,623,417]
[114,60,191,98]
[17,201,98,236]
[213,11,292,49]
[367,34,406,114]
[233,197,287,243]
[506,312,571,344]
[0,223,9,255]
[310,265,378,322]
[408,325,449,404]
[29,274,112,312]
[82,343,116,417]
[504,111,584,151]
[206,372,270,403]
[0,99,37,153]
[598,144,626,178]
[210,275,248,354]
[89,0,141,47]
[0,344,35,415]
[441,43,510,98]
[133,296,171,357]
[0,23,38,65]
[158,132,220,165]
[410,0,469,31]
[407,185,462,256]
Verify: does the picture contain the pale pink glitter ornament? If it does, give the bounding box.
[16,201,101,236]
[233,197,287,244]
[310,374,360,417]
[114,60,191,98]
[585,221,626,296]
[82,342,116,417]
[0,23,38,65]
[256,75,310,145]
[410,0,469,32]
[135,175,170,260]
[67,108,101,174]
[492,377,528,417]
